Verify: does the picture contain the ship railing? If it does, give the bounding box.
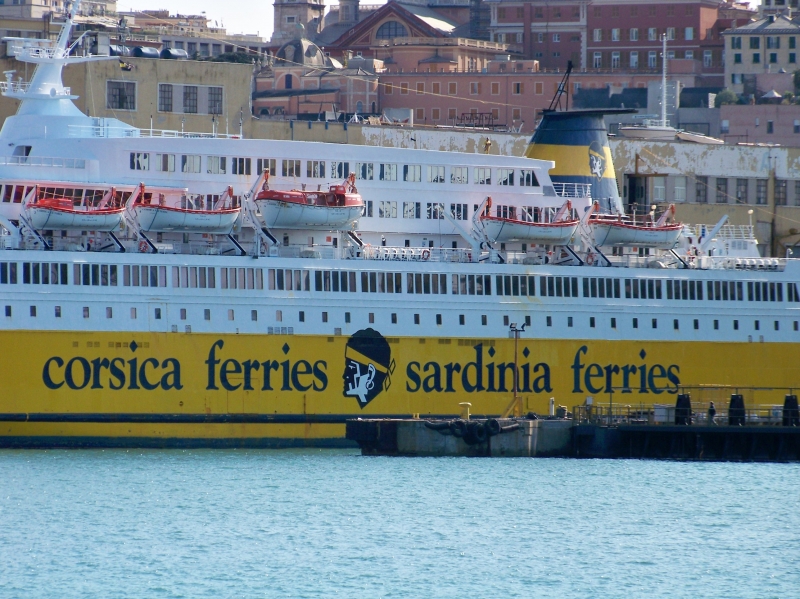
[0,81,72,96]
[686,223,755,241]
[553,183,592,199]
[602,253,786,271]
[0,155,86,169]
[573,402,796,427]
[67,125,242,140]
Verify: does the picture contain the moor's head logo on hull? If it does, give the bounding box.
[343,328,395,408]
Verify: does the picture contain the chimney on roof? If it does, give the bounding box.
[768,14,775,22]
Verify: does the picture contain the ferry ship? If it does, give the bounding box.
[0,4,798,447]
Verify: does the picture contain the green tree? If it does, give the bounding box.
[210,52,253,64]
[714,89,739,107]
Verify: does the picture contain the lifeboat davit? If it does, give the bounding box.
[255,173,364,230]
[590,203,682,249]
[134,186,241,234]
[480,198,579,245]
[25,188,125,232]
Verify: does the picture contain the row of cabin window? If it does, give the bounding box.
[129,152,540,188]
[4,262,799,303]
[2,185,94,204]
[12,303,800,336]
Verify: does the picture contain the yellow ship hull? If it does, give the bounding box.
[1,330,797,447]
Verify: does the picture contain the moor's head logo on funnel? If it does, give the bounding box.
[343,328,395,408]
[588,141,606,180]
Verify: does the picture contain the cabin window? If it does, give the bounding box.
[83,307,90,318]
[474,167,491,185]
[427,166,445,183]
[497,168,514,186]
[307,160,325,178]
[403,202,421,219]
[204,309,210,321]
[181,155,201,173]
[232,157,251,176]
[451,167,468,184]
[157,154,175,172]
[281,159,300,177]
[257,158,276,176]
[357,163,374,180]
[130,153,149,171]
[207,156,226,174]
[362,201,373,217]
[331,161,350,179]
[519,169,539,187]
[426,203,444,219]
[451,204,468,220]
[228,309,234,321]
[403,165,422,182]
[378,201,397,218]
[379,164,397,181]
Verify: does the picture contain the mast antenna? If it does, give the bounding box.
[548,60,573,111]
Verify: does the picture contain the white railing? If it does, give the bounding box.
[67,125,241,139]
[685,224,755,241]
[553,182,592,199]
[0,156,86,169]
[0,81,72,96]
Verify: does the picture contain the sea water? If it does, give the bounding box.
[1,449,798,598]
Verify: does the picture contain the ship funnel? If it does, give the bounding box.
[525,109,633,214]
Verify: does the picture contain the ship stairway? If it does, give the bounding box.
[576,203,610,266]
[17,214,51,250]
[242,171,278,256]
[98,231,125,253]
[346,230,364,248]
[558,245,584,266]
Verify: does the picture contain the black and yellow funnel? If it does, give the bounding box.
[525,109,634,213]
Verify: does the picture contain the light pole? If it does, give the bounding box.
[509,322,527,417]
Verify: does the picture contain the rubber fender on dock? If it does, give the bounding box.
[425,420,452,432]
[500,423,521,433]
[485,418,502,437]
[450,419,468,438]
[466,421,487,445]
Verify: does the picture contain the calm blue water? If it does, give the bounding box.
[1,450,798,598]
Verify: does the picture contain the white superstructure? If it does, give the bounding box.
[0,2,795,350]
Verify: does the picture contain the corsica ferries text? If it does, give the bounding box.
[41,339,680,397]
[41,339,328,393]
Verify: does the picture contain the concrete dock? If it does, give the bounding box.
[346,395,800,461]
[346,417,572,457]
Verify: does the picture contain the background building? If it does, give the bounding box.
[723,14,800,96]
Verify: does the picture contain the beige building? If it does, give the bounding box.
[0,1,114,19]
[723,14,800,95]
[0,56,254,136]
[611,138,800,256]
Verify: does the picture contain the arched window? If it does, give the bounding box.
[376,21,408,40]
[284,74,293,89]
[356,101,363,113]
